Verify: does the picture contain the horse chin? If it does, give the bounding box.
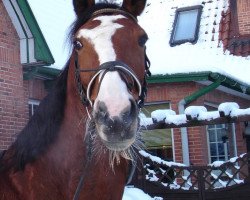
[100,137,136,151]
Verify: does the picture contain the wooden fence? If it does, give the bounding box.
[132,103,250,199]
[132,153,250,200]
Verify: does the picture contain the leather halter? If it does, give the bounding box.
[74,8,151,109]
[72,8,151,200]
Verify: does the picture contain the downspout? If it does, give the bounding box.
[178,80,221,166]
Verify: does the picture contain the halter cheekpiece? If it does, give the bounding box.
[74,8,151,109]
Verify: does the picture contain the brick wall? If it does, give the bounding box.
[237,0,250,35]
[0,1,29,150]
[25,79,48,100]
[146,81,250,165]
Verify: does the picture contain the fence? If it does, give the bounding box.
[132,152,250,200]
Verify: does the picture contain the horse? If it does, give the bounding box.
[0,0,150,199]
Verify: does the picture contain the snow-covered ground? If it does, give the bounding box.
[123,186,162,200]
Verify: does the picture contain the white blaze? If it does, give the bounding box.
[77,15,125,64]
[77,15,132,117]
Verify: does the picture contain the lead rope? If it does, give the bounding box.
[73,131,93,200]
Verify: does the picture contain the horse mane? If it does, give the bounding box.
[0,63,69,172]
[0,2,123,172]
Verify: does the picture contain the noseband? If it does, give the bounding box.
[75,57,150,108]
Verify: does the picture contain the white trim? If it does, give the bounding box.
[3,0,37,64]
[169,103,176,162]
[28,99,40,105]
[231,123,237,157]
[28,38,36,63]
[28,99,40,116]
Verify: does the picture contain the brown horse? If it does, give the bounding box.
[0,0,150,199]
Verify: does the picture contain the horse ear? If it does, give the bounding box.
[122,0,147,17]
[73,0,95,17]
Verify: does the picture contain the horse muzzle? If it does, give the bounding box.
[93,99,138,151]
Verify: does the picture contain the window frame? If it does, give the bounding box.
[140,101,174,160]
[28,99,40,118]
[207,124,230,163]
[170,5,203,47]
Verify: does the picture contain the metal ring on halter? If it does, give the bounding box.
[86,61,142,107]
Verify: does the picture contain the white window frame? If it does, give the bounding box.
[28,99,40,117]
[207,124,230,163]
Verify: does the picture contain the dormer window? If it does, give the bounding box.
[170,5,203,46]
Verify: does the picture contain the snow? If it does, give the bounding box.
[140,102,249,127]
[122,186,163,200]
[27,0,250,87]
[209,153,246,167]
[151,109,176,122]
[139,117,154,126]
[142,151,247,190]
[165,114,187,125]
[230,108,250,117]
[139,0,250,86]
[198,111,220,121]
[122,187,152,200]
[218,102,240,116]
[140,150,186,167]
[185,106,207,118]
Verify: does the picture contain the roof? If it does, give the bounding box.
[139,0,250,93]
[219,4,250,57]
[3,0,54,66]
[26,0,250,94]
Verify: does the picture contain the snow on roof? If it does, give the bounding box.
[139,0,250,86]
[28,0,250,86]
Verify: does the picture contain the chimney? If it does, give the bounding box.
[237,0,250,35]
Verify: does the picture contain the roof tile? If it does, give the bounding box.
[219,3,250,57]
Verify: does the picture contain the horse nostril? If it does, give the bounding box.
[122,99,138,126]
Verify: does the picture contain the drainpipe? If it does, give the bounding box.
[178,80,221,166]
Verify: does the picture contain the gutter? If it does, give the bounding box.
[23,66,61,80]
[178,80,221,166]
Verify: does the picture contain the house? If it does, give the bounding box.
[0,0,58,150]
[1,0,250,167]
[139,0,250,167]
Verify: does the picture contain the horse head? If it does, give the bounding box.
[71,0,149,159]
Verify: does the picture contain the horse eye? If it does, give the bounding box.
[73,40,83,50]
[138,34,148,47]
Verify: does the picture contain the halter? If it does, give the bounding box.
[74,8,151,109]
[73,8,151,200]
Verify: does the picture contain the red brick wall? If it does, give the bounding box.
[146,82,250,165]
[24,79,48,100]
[0,2,29,150]
[237,0,250,35]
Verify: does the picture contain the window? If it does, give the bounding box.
[207,124,230,163]
[170,5,203,46]
[28,99,40,118]
[140,102,173,161]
